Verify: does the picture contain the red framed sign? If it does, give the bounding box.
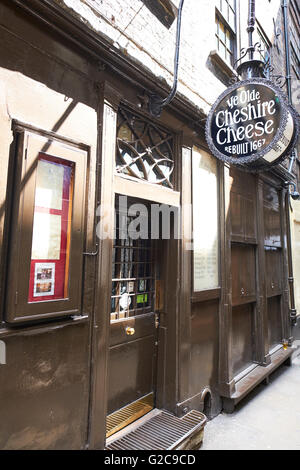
[28,154,75,302]
[6,129,88,323]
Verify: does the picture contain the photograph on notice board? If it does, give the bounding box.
[33,262,55,297]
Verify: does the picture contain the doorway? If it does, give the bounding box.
[106,198,161,437]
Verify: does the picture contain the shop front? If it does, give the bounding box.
[0,0,297,450]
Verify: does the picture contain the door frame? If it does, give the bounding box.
[87,82,181,449]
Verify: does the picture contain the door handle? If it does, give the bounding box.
[83,244,99,256]
[126,327,135,336]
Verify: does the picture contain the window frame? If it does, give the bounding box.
[191,146,221,296]
[215,0,237,68]
[5,125,88,324]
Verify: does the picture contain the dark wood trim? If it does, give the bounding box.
[0,130,21,325]
[280,188,293,345]
[0,315,89,338]
[284,189,297,334]
[12,119,91,151]
[218,164,235,397]
[253,177,268,364]
[231,235,257,245]
[191,288,221,303]
[88,82,120,450]
[113,175,180,207]
[231,296,257,307]
[179,145,192,408]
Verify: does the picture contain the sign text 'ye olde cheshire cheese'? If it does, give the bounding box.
[206,78,298,169]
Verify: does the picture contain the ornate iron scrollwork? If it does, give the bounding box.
[116,108,174,188]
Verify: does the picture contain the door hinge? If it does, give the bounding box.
[15,291,18,305]
[155,313,160,329]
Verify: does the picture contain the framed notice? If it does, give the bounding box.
[33,263,55,297]
[28,154,75,303]
[5,128,88,323]
[192,147,219,292]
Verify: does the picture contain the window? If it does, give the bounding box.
[290,4,300,79]
[111,202,155,321]
[215,0,236,67]
[116,108,175,189]
[253,22,272,78]
[217,0,236,31]
[256,25,271,65]
[6,128,88,323]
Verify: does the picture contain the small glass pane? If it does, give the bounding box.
[226,29,232,50]
[28,154,75,302]
[218,41,227,60]
[228,8,235,30]
[218,20,226,43]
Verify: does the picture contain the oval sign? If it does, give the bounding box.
[206,78,297,168]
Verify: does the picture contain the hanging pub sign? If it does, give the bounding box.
[205,78,299,171]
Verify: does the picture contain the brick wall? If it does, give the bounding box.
[55,0,297,116]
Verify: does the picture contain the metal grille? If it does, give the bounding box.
[106,410,207,450]
[106,393,154,438]
[116,108,174,188]
[111,207,156,321]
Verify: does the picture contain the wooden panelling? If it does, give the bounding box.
[263,184,281,247]
[267,296,283,351]
[232,304,255,378]
[265,248,282,297]
[190,300,219,397]
[230,168,257,243]
[231,244,256,306]
[0,322,90,449]
[108,335,156,415]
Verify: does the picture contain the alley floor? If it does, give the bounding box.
[201,348,300,450]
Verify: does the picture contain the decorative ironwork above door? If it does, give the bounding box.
[116,108,174,188]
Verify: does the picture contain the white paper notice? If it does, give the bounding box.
[192,147,219,291]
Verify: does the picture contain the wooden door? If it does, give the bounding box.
[106,200,159,437]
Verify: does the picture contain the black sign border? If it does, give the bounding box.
[205,77,296,166]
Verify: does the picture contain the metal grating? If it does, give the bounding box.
[106,410,207,450]
[106,393,154,438]
[111,205,156,321]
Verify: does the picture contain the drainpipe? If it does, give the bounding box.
[148,0,185,117]
[282,0,297,326]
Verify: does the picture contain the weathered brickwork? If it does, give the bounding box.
[54,0,299,119]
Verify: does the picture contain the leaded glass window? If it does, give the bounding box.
[116,108,174,189]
